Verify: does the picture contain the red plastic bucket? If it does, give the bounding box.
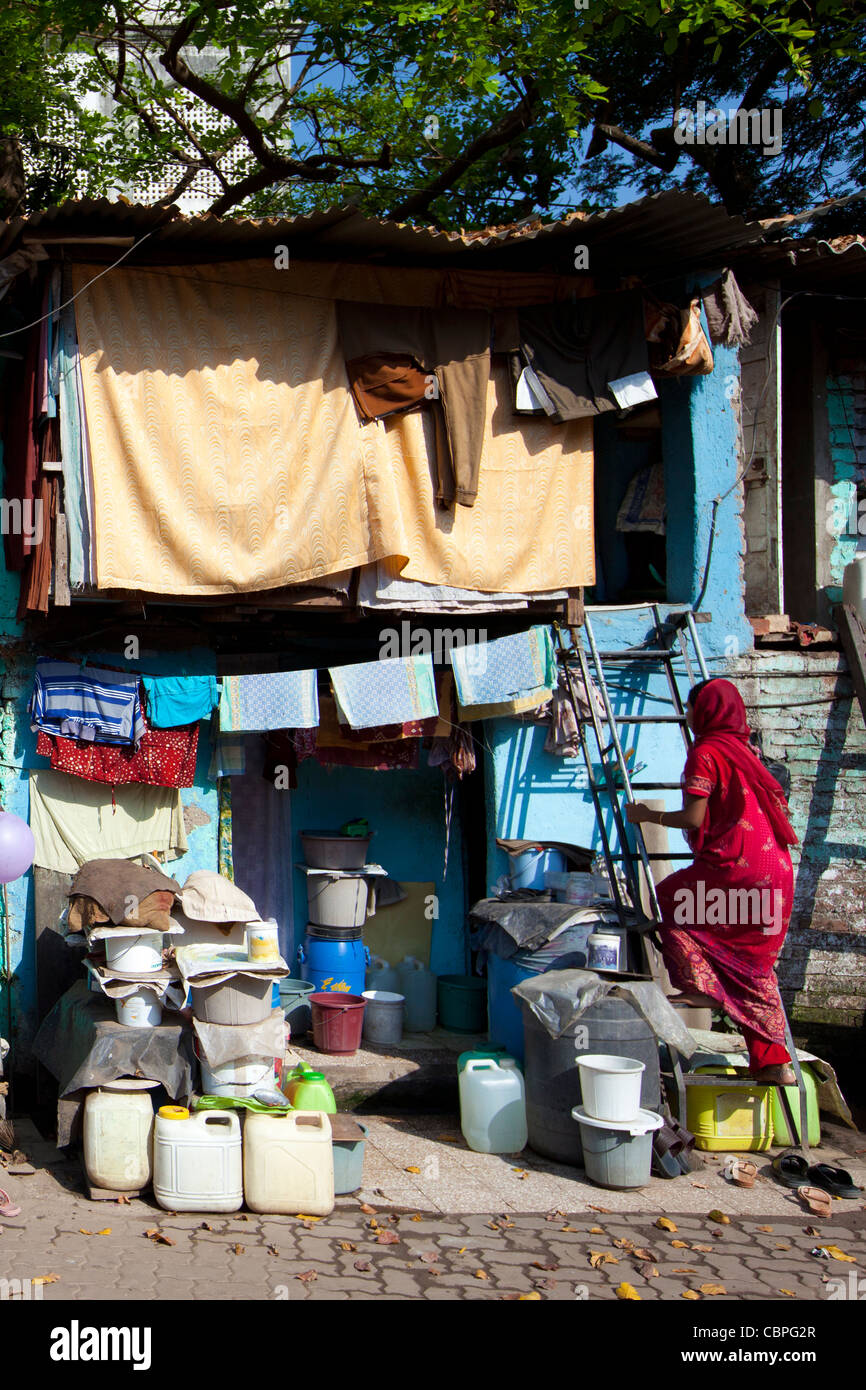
[310,992,366,1055]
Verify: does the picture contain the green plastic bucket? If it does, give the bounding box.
[437,975,487,1034]
[333,1122,368,1194]
[278,978,316,1037]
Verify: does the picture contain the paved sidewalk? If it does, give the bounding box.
[0,1112,863,1301]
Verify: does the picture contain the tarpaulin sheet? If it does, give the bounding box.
[192,1011,285,1067]
[512,968,697,1056]
[469,898,620,958]
[32,979,196,1100]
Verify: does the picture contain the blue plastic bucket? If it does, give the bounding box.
[487,922,594,1063]
[333,1122,369,1194]
[298,934,370,995]
[509,848,567,890]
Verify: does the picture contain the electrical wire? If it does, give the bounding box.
[0,230,157,342]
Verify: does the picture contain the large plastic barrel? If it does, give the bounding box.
[487,924,593,1063]
[522,996,660,1166]
[298,933,370,995]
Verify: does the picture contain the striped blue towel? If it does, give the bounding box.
[29,658,146,746]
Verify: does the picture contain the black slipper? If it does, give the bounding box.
[772,1149,809,1189]
[807,1163,863,1200]
[652,1133,683,1179]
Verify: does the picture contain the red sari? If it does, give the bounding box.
[655,679,798,1070]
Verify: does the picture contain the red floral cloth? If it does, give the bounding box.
[36,717,199,787]
[655,680,795,1068]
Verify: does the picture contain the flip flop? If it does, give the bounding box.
[798,1186,833,1218]
[729,1159,758,1188]
[807,1164,864,1200]
[771,1148,809,1189]
[0,1188,21,1218]
[651,1123,685,1178]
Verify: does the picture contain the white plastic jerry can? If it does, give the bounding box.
[83,1085,155,1191]
[243,1109,335,1216]
[459,1057,528,1155]
[153,1106,243,1213]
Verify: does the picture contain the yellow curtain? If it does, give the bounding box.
[73,263,594,596]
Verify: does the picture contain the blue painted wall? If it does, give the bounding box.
[486,328,752,887]
[289,760,467,978]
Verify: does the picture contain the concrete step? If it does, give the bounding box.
[289,1027,492,1111]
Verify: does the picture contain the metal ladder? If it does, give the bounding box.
[553,602,811,1150]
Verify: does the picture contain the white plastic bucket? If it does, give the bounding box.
[577,1053,645,1123]
[361,990,405,1045]
[115,990,163,1028]
[104,931,163,974]
[200,1054,274,1098]
[307,874,369,927]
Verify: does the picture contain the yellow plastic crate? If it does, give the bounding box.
[686,1066,774,1153]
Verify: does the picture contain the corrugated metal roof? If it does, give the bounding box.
[0,190,765,273]
[733,231,866,283]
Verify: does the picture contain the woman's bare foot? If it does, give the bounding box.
[751,1063,796,1085]
[670,992,719,1010]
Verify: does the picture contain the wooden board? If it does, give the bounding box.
[363,881,435,968]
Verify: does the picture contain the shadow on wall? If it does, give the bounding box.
[781,671,866,1027]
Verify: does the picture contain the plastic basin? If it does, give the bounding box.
[301,832,372,869]
[437,975,487,1034]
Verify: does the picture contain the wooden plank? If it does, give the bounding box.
[53,511,71,606]
[835,604,866,724]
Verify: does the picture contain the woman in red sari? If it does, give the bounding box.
[626,678,798,1084]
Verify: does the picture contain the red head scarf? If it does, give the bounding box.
[690,678,797,849]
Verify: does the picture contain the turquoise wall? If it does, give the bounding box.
[289,759,467,978]
[486,332,752,887]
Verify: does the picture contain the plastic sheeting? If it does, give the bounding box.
[469,898,620,959]
[193,1011,285,1067]
[511,968,697,1056]
[32,979,196,1100]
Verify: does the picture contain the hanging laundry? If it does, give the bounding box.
[512,291,648,423]
[29,658,146,747]
[317,739,420,771]
[16,474,57,617]
[28,769,188,874]
[336,301,490,508]
[329,653,438,730]
[68,858,180,926]
[280,718,420,772]
[357,560,568,612]
[208,731,247,781]
[450,625,556,709]
[457,688,554,722]
[2,318,41,573]
[142,674,219,728]
[219,670,318,732]
[701,269,758,347]
[616,462,666,535]
[35,713,199,788]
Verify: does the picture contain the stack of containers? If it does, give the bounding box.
[86,918,185,1027]
[571,1054,664,1190]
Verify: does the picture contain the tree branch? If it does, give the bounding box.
[207,142,391,215]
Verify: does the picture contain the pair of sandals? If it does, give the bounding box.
[652,1116,702,1178]
[772,1148,863,1216]
[0,1187,21,1218]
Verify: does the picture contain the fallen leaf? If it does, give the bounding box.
[438,1134,459,1142]
[805,1226,821,1237]
[708,1210,731,1225]
[143,1228,159,1239]
[295,1214,321,1222]
[457,1246,466,1254]
[711,1231,724,1239]
[780,1289,796,1298]
[267,1245,279,1256]
[377,1231,400,1246]
[97,1228,112,1236]
[200,1222,214,1232]
[115,1194,130,1205]
[690,1182,708,1190]
[429,1269,442,1277]
[588,1205,612,1213]
[411,1215,423,1222]
[613,1237,635,1252]
[232,1244,244,1255]
[513,1170,529,1180]
[419,1252,440,1264]
[632,1247,656,1261]
[359,1203,376,1214]
[655,1217,677,1232]
[519,1291,541,1300]
[405,1166,421,1174]
[79,1228,93,1236]
[531,1261,558,1271]
[296,1270,317,1282]
[387,1215,400,1225]
[615,1282,641,1300]
[691,1245,713,1253]
[155,1234,176,1247]
[636,1263,659,1278]
[673,1268,698,1275]
[474,1269,488,1279]
[354,1260,372,1272]
[682,1290,700,1300]
[699,1283,726,1295]
[237,1215,249,1222]
[588,1226,604,1235]
[338,1241,357,1252]
[824,1245,856,1263]
[537,1278,558,1290]
[775,1244,791,1251]
[32,1274,59,1286]
[757,1225,773,1233]
[671,1240,690,1249]
[589,1250,619,1269]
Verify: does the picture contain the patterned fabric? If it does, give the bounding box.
[72,264,594,596]
[142,675,219,728]
[655,681,795,1071]
[457,688,552,722]
[36,716,198,788]
[219,671,319,732]
[616,462,666,535]
[218,778,233,880]
[288,725,419,771]
[329,654,438,730]
[29,659,146,747]
[208,732,247,781]
[450,626,556,707]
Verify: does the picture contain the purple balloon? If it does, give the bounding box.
[0,813,35,883]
